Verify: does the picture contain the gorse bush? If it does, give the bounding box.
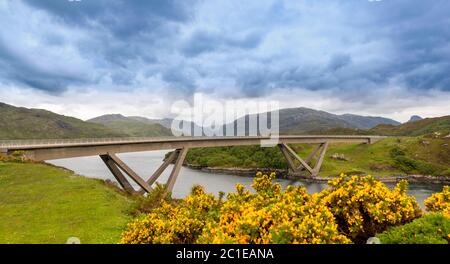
[121,173,423,244]
[425,186,450,218]
[317,175,422,243]
[121,185,222,244]
[198,173,350,244]
[132,182,173,215]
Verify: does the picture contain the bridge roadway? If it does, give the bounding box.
[0,135,386,195]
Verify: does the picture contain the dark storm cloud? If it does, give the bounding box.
[162,67,197,94]
[182,30,264,57]
[0,40,88,92]
[230,0,450,96]
[1,0,450,96]
[23,0,194,38]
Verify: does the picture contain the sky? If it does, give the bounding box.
[0,0,449,122]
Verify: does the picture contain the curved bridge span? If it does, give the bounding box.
[0,135,386,195]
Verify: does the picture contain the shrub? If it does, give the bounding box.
[425,186,450,218]
[132,183,173,215]
[316,174,422,243]
[390,146,439,175]
[0,154,8,162]
[378,213,450,244]
[121,173,422,244]
[198,172,350,244]
[121,185,221,244]
[121,172,350,244]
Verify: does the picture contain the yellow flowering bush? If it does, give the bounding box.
[317,174,422,243]
[121,185,221,244]
[425,186,450,218]
[198,172,350,244]
[121,172,423,244]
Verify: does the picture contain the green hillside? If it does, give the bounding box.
[87,114,173,137]
[369,116,450,137]
[227,107,400,135]
[0,103,124,139]
[185,137,450,177]
[0,161,136,243]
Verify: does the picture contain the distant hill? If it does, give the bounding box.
[0,103,124,140]
[128,116,174,129]
[407,115,423,123]
[370,115,450,137]
[224,107,400,135]
[87,114,173,137]
[108,107,400,136]
[128,116,205,136]
[338,114,400,129]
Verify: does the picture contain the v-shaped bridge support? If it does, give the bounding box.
[278,142,329,178]
[100,147,189,195]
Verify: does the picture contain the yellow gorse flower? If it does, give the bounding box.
[121,172,423,244]
[425,186,450,218]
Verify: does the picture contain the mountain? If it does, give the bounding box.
[338,114,400,129]
[407,115,423,123]
[223,107,400,135]
[129,116,204,136]
[0,102,124,140]
[370,115,450,137]
[87,114,173,137]
[128,116,174,129]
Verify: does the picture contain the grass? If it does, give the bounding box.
[377,213,450,244]
[0,161,136,244]
[370,115,450,136]
[185,137,450,177]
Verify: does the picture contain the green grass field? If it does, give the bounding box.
[0,161,136,244]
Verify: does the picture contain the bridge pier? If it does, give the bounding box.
[100,148,189,195]
[100,154,136,194]
[278,142,329,178]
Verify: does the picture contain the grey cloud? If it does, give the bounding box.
[0,41,88,92]
[182,30,264,57]
[23,0,196,38]
[162,67,198,94]
[1,0,450,99]
[328,54,352,71]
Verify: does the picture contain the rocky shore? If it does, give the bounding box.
[184,164,450,185]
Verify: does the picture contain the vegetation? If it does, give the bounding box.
[121,173,422,244]
[233,107,399,135]
[378,186,450,244]
[94,119,172,137]
[0,160,137,243]
[186,145,287,169]
[0,158,448,244]
[378,213,450,244]
[87,114,172,137]
[369,115,450,137]
[0,103,174,139]
[185,137,450,177]
[0,102,124,139]
[425,186,450,218]
[317,175,421,243]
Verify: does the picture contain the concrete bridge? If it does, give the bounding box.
[0,135,385,195]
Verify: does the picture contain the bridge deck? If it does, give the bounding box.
[1,135,386,161]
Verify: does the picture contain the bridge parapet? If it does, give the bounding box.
[0,135,386,149]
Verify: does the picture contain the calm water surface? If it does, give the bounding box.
[47,150,444,208]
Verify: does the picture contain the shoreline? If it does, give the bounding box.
[184,164,450,185]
